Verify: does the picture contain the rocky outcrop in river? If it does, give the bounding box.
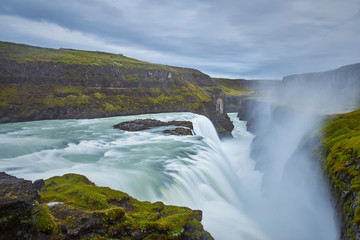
[114,119,194,135]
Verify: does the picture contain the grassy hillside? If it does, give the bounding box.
[0,42,221,123]
[0,41,169,70]
[319,109,360,239]
[212,78,252,96]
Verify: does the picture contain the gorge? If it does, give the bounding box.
[1,42,360,239]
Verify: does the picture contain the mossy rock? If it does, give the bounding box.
[33,203,57,234]
[40,173,214,239]
[0,172,213,239]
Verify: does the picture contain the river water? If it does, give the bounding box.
[0,112,337,239]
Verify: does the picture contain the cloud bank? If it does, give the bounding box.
[1,0,360,79]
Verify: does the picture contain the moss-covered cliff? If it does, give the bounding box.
[0,172,213,240]
[0,41,232,136]
[318,109,360,239]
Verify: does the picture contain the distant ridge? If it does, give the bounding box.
[280,63,360,113]
[283,63,360,84]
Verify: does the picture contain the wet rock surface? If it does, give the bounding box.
[114,119,194,135]
[163,127,193,136]
[216,113,234,139]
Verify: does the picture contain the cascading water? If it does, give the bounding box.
[0,112,337,239]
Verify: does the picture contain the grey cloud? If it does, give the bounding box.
[1,0,360,79]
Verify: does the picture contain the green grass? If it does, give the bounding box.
[33,203,57,234]
[0,41,171,71]
[319,108,360,238]
[212,78,252,96]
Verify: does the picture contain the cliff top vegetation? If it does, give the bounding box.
[0,41,179,72]
[320,108,360,238]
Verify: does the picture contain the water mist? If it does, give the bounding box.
[239,70,360,239]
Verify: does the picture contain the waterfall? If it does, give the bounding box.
[158,113,267,239]
[192,114,222,146]
[0,112,338,239]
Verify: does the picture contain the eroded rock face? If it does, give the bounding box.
[114,119,194,135]
[216,113,234,139]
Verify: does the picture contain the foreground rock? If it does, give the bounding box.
[0,172,42,239]
[0,172,213,240]
[114,119,193,135]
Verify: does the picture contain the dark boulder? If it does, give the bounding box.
[114,119,166,131]
[33,179,45,190]
[0,172,41,240]
[114,119,193,135]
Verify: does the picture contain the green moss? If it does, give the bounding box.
[0,84,20,107]
[123,74,140,82]
[96,207,126,223]
[103,102,123,112]
[188,84,211,102]
[319,108,360,237]
[149,93,175,105]
[150,88,161,95]
[0,81,212,119]
[44,93,90,108]
[55,85,82,94]
[41,174,111,210]
[94,92,105,99]
[33,203,56,233]
[39,173,213,239]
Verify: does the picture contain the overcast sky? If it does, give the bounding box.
[1,0,360,79]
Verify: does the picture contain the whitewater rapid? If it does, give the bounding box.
[0,112,337,239]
